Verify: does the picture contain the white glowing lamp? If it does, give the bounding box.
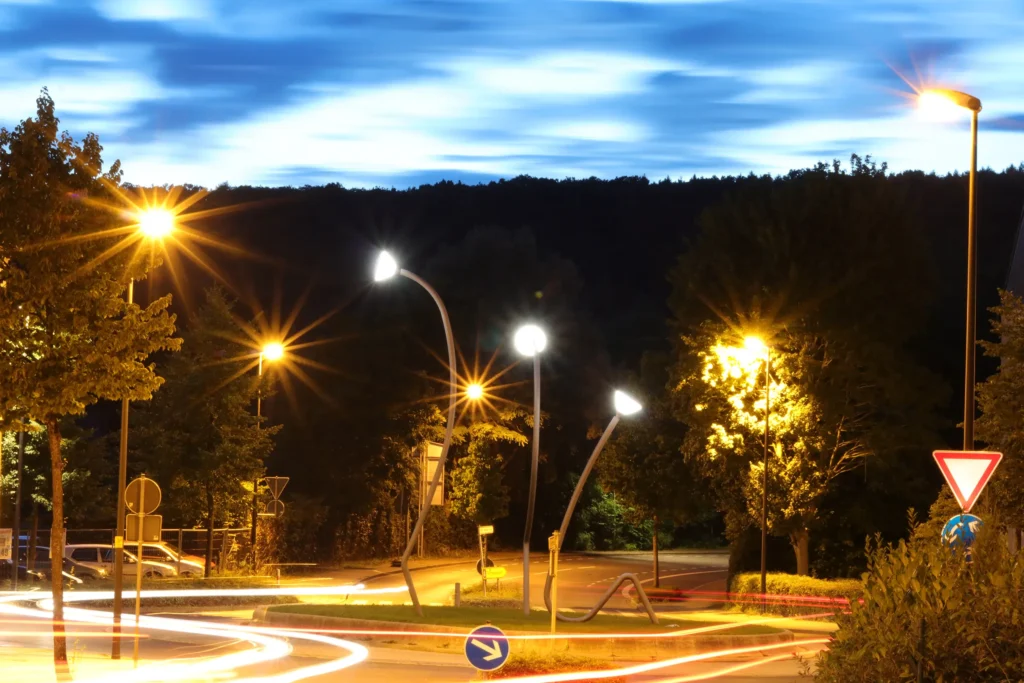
[138,209,175,239]
[613,390,642,416]
[514,324,548,357]
[374,250,399,282]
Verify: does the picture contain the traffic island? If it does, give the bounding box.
[253,604,793,660]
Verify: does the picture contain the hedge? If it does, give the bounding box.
[730,572,861,617]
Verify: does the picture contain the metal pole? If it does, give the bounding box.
[523,354,541,615]
[396,269,457,617]
[12,432,24,591]
[760,349,770,610]
[964,110,979,451]
[133,477,145,665]
[177,529,182,577]
[112,278,133,659]
[251,354,262,571]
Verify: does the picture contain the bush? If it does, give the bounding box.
[481,653,625,682]
[458,581,523,609]
[730,572,861,616]
[815,527,1024,682]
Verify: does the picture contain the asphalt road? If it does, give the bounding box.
[1,551,820,682]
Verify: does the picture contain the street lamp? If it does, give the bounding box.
[919,87,982,450]
[544,389,642,619]
[251,342,285,569]
[466,383,484,400]
[373,249,457,616]
[513,322,547,615]
[741,336,771,609]
[111,208,178,658]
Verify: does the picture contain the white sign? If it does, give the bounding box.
[478,525,494,536]
[933,451,1003,513]
[423,441,444,506]
[0,529,12,561]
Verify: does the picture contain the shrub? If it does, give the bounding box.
[730,572,861,616]
[815,526,1024,682]
[482,653,625,682]
[458,581,522,609]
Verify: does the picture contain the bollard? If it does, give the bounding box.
[454,582,461,608]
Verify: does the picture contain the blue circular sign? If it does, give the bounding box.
[942,513,983,549]
[464,625,509,671]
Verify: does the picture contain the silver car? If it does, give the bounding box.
[64,544,178,578]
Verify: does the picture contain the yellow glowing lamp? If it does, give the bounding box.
[138,209,175,239]
[466,383,484,400]
[262,342,285,362]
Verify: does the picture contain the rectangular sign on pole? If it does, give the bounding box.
[425,441,444,506]
[0,529,12,561]
[478,525,494,536]
[126,514,163,543]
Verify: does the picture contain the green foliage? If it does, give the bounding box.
[448,407,529,525]
[730,571,861,616]
[131,286,277,528]
[570,482,654,551]
[816,528,1024,682]
[976,289,1024,528]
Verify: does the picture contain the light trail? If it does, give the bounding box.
[647,650,813,682]
[477,638,830,683]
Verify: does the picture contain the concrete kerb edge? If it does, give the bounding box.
[252,607,796,659]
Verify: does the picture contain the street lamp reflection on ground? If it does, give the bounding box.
[514,323,548,615]
[373,249,457,616]
[919,87,982,452]
[112,207,179,658]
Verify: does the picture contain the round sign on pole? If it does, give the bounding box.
[464,625,509,671]
[267,499,285,518]
[125,476,161,515]
[942,513,983,551]
[476,557,495,576]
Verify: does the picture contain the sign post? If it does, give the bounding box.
[478,525,493,597]
[548,530,560,634]
[933,451,1002,563]
[0,528,12,562]
[125,475,161,665]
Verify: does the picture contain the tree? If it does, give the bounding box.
[600,352,708,586]
[0,91,179,667]
[976,289,1024,529]
[669,158,944,576]
[132,287,277,576]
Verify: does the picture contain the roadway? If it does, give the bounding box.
[0,551,822,682]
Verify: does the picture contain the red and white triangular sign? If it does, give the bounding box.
[933,451,1003,513]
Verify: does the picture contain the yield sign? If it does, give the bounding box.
[932,451,1003,513]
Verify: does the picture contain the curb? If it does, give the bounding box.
[252,607,796,659]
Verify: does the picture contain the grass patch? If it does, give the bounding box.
[459,581,523,609]
[482,653,625,682]
[730,572,861,617]
[74,576,296,608]
[268,604,779,635]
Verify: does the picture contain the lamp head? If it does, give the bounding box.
[374,250,399,282]
[919,88,982,117]
[513,324,548,357]
[613,390,642,416]
[262,342,285,362]
[466,383,484,400]
[743,336,768,359]
[138,209,175,240]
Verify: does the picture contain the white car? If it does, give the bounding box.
[64,544,178,578]
[136,542,206,577]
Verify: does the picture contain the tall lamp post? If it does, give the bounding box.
[374,250,457,616]
[111,207,175,659]
[513,323,547,616]
[919,88,982,450]
[741,336,771,607]
[251,341,285,568]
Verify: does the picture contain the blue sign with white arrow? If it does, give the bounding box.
[942,513,983,558]
[464,625,509,671]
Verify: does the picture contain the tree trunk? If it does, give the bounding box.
[47,419,68,672]
[652,515,660,589]
[204,488,215,579]
[790,528,810,576]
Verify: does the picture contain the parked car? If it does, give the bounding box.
[136,542,206,576]
[64,544,178,578]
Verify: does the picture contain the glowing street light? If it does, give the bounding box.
[920,87,982,452]
[466,383,484,400]
[544,389,643,621]
[138,208,175,240]
[251,340,285,569]
[261,342,285,364]
[372,249,457,616]
[514,322,548,615]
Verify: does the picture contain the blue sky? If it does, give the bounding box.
[1,0,1022,188]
